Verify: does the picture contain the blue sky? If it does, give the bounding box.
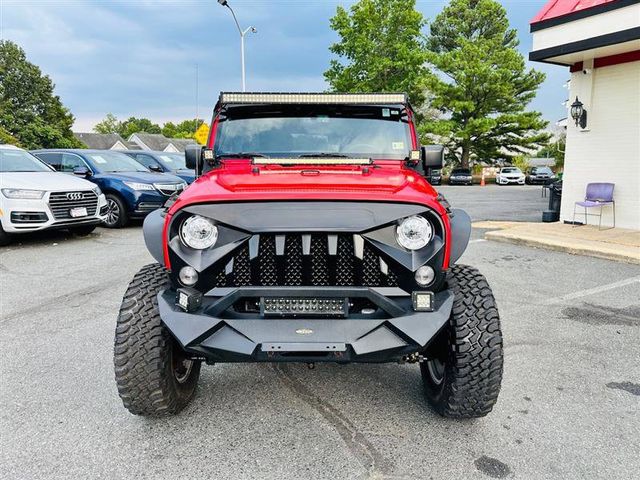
[1,0,568,132]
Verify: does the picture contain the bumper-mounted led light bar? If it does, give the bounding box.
[219,92,408,105]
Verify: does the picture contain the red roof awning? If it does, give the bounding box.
[531,0,619,24]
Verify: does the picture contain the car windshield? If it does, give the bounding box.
[0,149,52,172]
[158,153,187,169]
[536,167,552,174]
[452,169,471,175]
[86,152,148,172]
[214,105,412,160]
[502,168,520,173]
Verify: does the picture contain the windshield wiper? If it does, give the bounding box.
[215,152,268,159]
[298,153,350,158]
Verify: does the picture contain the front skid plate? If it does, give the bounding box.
[157,288,454,362]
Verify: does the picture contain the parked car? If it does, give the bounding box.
[496,167,525,185]
[112,92,503,420]
[120,150,196,184]
[0,145,107,246]
[526,166,555,185]
[427,168,442,186]
[448,168,473,185]
[31,149,186,228]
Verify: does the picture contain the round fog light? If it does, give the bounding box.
[415,266,435,286]
[179,266,198,286]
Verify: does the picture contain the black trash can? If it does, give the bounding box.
[542,180,562,222]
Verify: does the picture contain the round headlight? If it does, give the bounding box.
[180,215,218,250]
[396,216,433,250]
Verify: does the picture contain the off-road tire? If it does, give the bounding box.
[114,263,201,416]
[421,264,503,418]
[69,224,97,236]
[104,193,129,228]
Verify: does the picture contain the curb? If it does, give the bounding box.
[485,230,640,265]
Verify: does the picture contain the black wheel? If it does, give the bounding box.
[421,264,503,418]
[69,224,97,236]
[114,263,201,416]
[0,223,11,246]
[104,194,128,228]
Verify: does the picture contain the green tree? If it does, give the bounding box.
[0,125,19,145]
[537,132,565,170]
[423,0,550,168]
[94,113,120,134]
[119,117,162,139]
[0,40,83,149]
[162,119,202,139]
[324,0,430,109]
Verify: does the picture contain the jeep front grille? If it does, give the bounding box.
[210,234,398,288]
[48,191,98,220]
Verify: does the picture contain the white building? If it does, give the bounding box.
[530,0,640,230]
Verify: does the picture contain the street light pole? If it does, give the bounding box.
[217,0,256,92]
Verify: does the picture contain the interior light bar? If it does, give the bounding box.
[252,157,372,165]
[219,92,408,105]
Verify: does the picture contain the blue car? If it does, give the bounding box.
[120,150,196,184]
[31,149,187,228]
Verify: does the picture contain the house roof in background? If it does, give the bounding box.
[129,133,172,151]
[74,132,126,149]
[169,138,197,149]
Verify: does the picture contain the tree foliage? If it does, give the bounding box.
[93,113,120,135]
[0,40,83,149]
[537,132,566,170]
[161,119,202,139]
[324,0,430,109]
[422,0,550,168]
[94,114,201,140]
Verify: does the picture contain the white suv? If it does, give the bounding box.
[0,145,107,246]
[496,167,525,185]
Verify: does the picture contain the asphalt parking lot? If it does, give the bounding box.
[1,187,639,480]
[437,184,550,222]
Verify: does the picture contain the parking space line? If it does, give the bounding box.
[542,276,640,305]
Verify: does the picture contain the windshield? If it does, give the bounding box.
[214,105,412,160]
[0,149,52,172]
[158,153,187,170]
[452,169,471,175]
[502,168,520,173]
[536,167,552,174]
[86,152,148,173]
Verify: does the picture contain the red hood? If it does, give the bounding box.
[168,159,445,215]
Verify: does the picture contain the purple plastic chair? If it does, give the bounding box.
[573,183,615,230]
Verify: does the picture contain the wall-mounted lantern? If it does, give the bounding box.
[570,97,588,129]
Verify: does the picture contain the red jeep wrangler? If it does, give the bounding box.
[114,93,503,418]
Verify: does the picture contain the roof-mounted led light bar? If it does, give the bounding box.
[219,92,408,105]
[253,157,372,166]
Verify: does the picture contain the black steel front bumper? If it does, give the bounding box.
[158,286,454,363]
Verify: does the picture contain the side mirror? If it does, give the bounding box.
[73,166,90,177]
[148,164,163,173]
[421,145,445,169]
[185,145,204,175]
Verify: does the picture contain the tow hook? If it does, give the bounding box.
[307,362,315,370]
[402,353,426,364]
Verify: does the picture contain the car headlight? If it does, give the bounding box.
[180,215,218,250]
[123,181,155,191]
[1,188,45,199]
[396,215,433,250]
[92,185,102,196]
